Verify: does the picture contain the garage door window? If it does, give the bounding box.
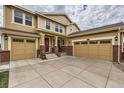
[26,40,35,43]
[100,40,111,44]
[89,41,98,44]
[81,41,87,44]
[13,39,24,42]
[74,42,80,45]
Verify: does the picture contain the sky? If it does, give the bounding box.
[1,5,124,30]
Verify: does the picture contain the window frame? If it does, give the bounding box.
[12,9,33,27]
[14,10,23,24]
[60,26,63,33]
[55,24,59,32]
[55,24,63,33]
[25,14,33,26]
[46,19,51,30]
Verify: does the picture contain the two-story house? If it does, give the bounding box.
[0,5,80,61]
[1,5,124,63]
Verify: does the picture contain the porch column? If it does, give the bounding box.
[39,33,46,59]
[54,36,60,56]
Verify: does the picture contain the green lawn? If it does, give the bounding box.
[0,71,9,88]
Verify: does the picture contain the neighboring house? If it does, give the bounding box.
[0,5,124,63]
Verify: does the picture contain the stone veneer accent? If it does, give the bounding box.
[0,50,10,62]
[40,45,46,59]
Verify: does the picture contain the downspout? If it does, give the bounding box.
[117,27,122,63]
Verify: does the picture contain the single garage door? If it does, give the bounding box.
[11,38,36,61]
[74,40,112,61]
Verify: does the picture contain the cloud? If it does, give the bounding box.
[1,5,124,30]
[0,5,3,27]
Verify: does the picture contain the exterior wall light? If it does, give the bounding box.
[87,39,90,41]
[115,36,118,41]
[4,34,8,40]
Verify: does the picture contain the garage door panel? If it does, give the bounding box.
[74,40,112,61]
[11,38,36,61]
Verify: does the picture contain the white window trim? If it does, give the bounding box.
[8,36,11,60]
[25,14,34,27]
[121,33,124,52]
[46,19,51,30]
[38,16,40,29]
[55,24,64,34]
[12,9,34,28]
[35,38,38,58]
[1,34,4,50]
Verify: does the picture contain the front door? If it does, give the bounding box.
[45,38,49,52]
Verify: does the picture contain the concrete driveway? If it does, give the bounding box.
[9,56,124,88]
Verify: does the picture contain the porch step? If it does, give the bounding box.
[61,52,67,56]
[46,53,58,60]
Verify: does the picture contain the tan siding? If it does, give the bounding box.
[69,31,117,45]
[66,24,79,35]
[46,15,70,25]
[4,6,37,33]
[38,16,66,35]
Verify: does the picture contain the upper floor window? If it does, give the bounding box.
[25,14,32,26]
[14,10,23,24]
[60,26,63,33]
[55,24,59,32]
[55,24,63,33]
[46,19,51,30]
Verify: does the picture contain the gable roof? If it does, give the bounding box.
[68,22,124,37]
[42,12,80,30]
[8,5,35,14]
[41,12,72,23]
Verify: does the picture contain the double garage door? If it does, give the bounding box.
[11,38,36,61]
[74,40,113,61]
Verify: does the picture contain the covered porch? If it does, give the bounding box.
[38,33,68,59]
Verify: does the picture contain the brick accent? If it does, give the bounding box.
[113,45,124,62]
[61,46,66,52]
[37,49,40,58]
[40,45,46,59]
[53,46,61,57]
[0,51,10,63]
[66,46,73,56]
[120,45,124,61]
[53,46,58,54]
[113,45,119,62]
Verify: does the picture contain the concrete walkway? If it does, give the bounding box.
[9,56,124,88]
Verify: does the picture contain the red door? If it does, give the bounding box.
[45,38,49,52]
